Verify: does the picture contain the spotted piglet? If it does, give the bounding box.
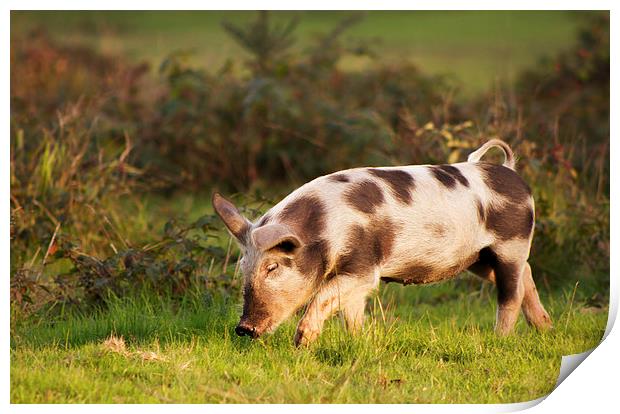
[213,139,552,346]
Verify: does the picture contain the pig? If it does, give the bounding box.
[212,139,552,346]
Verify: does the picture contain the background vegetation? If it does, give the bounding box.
[10,11,609,403]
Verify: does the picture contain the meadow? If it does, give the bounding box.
[10,11,609,404]
[10,282,607,403]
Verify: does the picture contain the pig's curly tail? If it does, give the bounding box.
[467,139,516,170]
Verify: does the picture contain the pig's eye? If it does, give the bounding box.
[266,263,278,273]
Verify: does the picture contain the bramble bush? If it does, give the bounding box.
[10,12,609,317]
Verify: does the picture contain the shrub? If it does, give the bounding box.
[10,12,609,316]
[145,13,458,190]
[516,12,609,195]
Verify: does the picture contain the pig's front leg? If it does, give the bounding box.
[294,273,378,347]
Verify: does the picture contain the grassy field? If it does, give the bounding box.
[11,279,606,404]
[10,189,609,403]
[11,10,583,95]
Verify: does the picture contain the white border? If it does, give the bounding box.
[4,2,617,413]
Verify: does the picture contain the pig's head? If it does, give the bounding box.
[212,193,319,339]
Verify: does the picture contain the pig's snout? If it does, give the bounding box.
[235,321,259,338]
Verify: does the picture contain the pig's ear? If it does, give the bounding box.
[212,192,251,244]
[251,224,302,253]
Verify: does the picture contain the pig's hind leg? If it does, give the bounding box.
[492,258,526,335]
[468,248,551,333]
[519,262,552,330]
[468,246,524,335]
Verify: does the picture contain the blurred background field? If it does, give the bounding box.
[12,10,583,96]
[10,10,610,403]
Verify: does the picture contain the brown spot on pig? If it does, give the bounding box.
[429,166,456,188]
[429,165,469,189]
[444,165,469,187]
[478,163,531,203]
[368,169,415,204]
[296,239,330,279]
[344,180,385,214]
[485,204,534,240]
[279,195,326,242]
[332,218,397,276]
[382,263,436,285]
[333,225,374,276]
[328,173,350,183]
[372,218,397,263]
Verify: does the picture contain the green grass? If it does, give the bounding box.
[11,279,606,403]
[11,10,585,95]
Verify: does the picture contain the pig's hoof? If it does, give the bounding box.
[294,328,318,347]
[535,313,553,331]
